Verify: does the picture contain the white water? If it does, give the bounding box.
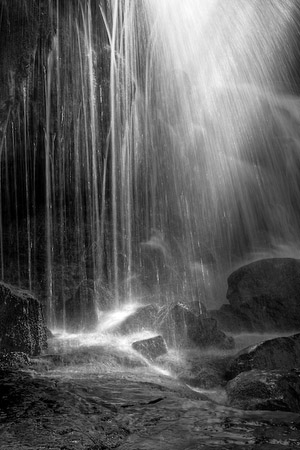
[110,0,300,310]
[1,1,300,328]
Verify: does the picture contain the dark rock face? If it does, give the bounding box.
[211,304,254,333]
[226,369,300,412]
[226,333,300,380]
[132,335,168,360]
[0,282,47,356]
[159,303,235,350]
[0,351,29,370]
[215,258,300,333]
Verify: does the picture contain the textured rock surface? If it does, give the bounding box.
[157,348,232,389]
[159,303,235,349]
[117,304,160,334]
[226,369,300,412]
[226,333,300,380]
[0,351,29,370]
[132,335,168,360]
[0,282,47,355]
[215,258,300,333]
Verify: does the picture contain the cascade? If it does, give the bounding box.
[0,0,300,330]
[110,0,300,311]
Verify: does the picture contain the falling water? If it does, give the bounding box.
[0,1,300,329]
[110,0,300,309]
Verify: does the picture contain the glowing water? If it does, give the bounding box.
[110,0,300,309]
[0,1,300,328]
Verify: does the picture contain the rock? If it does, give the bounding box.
[0,282,47,356]
[117,304,160,334]
[46,327,54,339]
[226,333,300,380]
[225,258,300,332]
[226,369,300,412]
[157,347,233,389]
[180,366,223,389]
[132,335,168,360]
[159,303,235,349]
[0,351,29,370]
[211,304,254,333]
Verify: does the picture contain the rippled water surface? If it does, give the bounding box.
[1,331,300,449]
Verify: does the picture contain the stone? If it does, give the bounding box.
[0,351,29,370]
[226,333,300,380]
[132,335,168,360]
[157,348,232,389]
[225,258,300,332]
[159,303,235,349]
[226,369,300,412]
[211,304,254,333]
[0,282,47,356]
[117,304,160,334]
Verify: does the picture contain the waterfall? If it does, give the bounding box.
[0,0,300,329]
[110,0,300,309]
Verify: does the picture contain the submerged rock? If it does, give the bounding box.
[226,369,300,412]
[0,282,47,356]
[132,335,168,360]
[213,258,300,333]
[226,333,300,380]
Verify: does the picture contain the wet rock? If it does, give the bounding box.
[226,369,300,412]
[181,366,223,389]
[0,351,29,370]
[132,335,168,360]
[226,333,300,380]
[117,303,160,334]
[224,258,300,332]
[159,303,235,349]
[157,348,232,389]
[0,282,47,356]
[46,327,54,339]
[211,304,254,333]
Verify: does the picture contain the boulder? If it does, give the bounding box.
[226,369,300,412]
[0,282,47,356]
[159,303,235,349]
[117,304,160,334]
[131,335,168,360]
[224,258,300,332]
[211,304,254,333]
[226,333,300,380]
